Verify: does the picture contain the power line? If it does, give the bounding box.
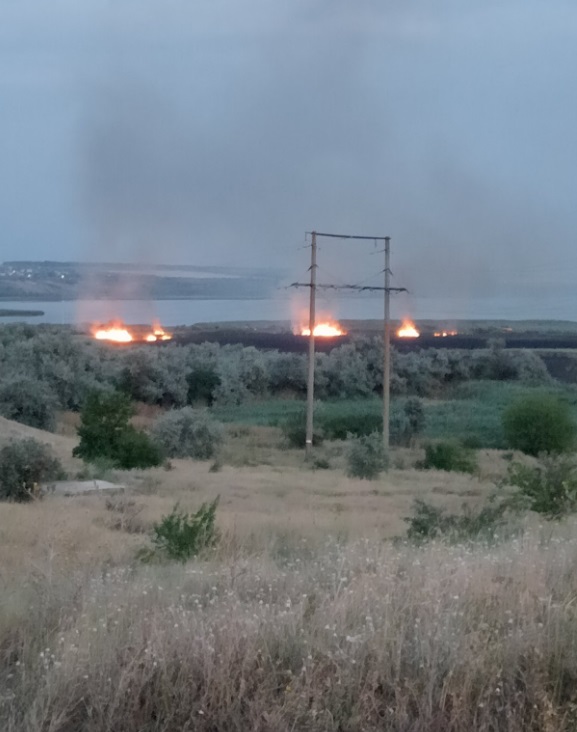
[292,230,405,455]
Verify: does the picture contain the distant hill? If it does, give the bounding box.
[0,261,286,301]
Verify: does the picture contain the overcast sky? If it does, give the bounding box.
[1,1,576,308]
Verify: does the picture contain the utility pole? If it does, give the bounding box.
[383,236,391,452]
[305,231,317,456]
[291,231,405,456]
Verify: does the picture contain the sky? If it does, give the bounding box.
[1,1,577,315]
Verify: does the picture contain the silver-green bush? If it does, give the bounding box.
[346,432,388,480]
[152,407,224,460]
[0,438,65,501]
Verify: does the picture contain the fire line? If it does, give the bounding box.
[397,320,420,338]
[91,321,173,344]
[297,320,346,337]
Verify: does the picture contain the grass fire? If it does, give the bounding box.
[434,330,458,337]
[91,320,172,344]
[397,319,420,338]
[297,320,347,337]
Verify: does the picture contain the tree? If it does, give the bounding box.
[186,366,221,406]
[502,394,576,456]
[73,391,162,469]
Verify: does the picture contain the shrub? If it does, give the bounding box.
[281,411,324,448]
[461,434,483,449]
[320,345,377,398]
[0,438,65,502]
[212,347,269,406]
[141,499,220,562]
[114,427,163,469]
[319,412,382,440]
[346,432,388,480]
[117,348,188,407]
[151,407,224,460]
[390,397,425,446]
[186,366,221,406]
[419,441,477,474]
[405,498,510,543]
[502,394,576,456]
[75,457,116,481]
[403,396,425,435]
[0,377,58,431]
[309,400,424,445]
[477,340,519,381]
[266,353,307,396]
[503,456,577,519]
[74,391,162,469]
[514,351,552,385]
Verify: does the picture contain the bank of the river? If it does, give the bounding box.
[0,308,44,317]
[0,294,575,325]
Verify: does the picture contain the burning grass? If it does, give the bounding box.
[299,321,346,337]
[434,329,459,337]
[91,320,172,344]
[397,319,420,338]
[293,313,347,337]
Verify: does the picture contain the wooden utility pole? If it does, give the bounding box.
[305,231,317,456]
[291,231,405,456]
[383,236,391,452]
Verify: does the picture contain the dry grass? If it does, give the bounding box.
[0,412,509,577]
[0,455,497,579]
[3,529,577,730]
[0,415,513,577]
[2,415,570,730]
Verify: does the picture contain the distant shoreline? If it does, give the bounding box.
[0,308,44,317]
[0,295,286,303]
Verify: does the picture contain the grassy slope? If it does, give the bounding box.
[0,415,82,472]
[2,396,576,728]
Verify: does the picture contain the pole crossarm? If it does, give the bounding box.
[306,231,390,241]
[289,282,407,293]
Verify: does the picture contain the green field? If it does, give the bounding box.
[213,381,577,448]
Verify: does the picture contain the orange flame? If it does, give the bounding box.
[299,320,346,337]
[91,320,172,344]
[93,322,134,343]
[397,320,420,338]
[145,321,173,342]
[433,330,458,337]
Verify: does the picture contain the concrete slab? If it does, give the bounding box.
[42,480,125,496]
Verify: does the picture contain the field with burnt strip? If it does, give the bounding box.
[167,327,577,353]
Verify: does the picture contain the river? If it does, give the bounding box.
[0,295,574,325]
